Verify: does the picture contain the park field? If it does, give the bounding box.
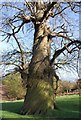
[0,95,81,120]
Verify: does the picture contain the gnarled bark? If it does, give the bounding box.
[20,23,57,115]
[20,79,55,115]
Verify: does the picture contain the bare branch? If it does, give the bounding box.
[50,40,81,65]
[53,4,71,17]
[49,31,73,41]
[0,3,23,11]
[41,2,57,22]
[18,15,35,23]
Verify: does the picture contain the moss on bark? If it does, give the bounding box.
[20,79,55,115]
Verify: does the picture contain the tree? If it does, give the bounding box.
[77,79,81,96]
[0,1,81,115]
[55,80,76,95]
[2,72,26,100]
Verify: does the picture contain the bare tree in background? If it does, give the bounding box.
[0,1,81,115]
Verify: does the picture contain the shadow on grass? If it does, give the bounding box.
[1,95,80,120]
[2,101,23,114]
[1,101,80,120]
[1,101,59,120]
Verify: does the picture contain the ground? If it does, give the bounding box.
[0,95,80,120]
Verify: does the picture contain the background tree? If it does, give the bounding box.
[56,80,78,95]
[0,1,81,115]
[77,79,81,96]
[2,72,26,100]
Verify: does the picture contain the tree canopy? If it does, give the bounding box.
[0,1,81,76]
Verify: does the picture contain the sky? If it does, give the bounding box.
[57,67,79,81]
[0,2,80,81]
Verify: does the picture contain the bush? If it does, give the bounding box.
[3,72,26,100]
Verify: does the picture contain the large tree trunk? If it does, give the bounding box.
[20,23,56,115]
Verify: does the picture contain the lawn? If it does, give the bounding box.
[0,95,81,120]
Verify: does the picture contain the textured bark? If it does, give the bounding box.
[20,23,57,115]
[79,89,81,96]
[77,79,81,96]
[20,80,55,115]
[20,70,28,87]
[29,25,51,79]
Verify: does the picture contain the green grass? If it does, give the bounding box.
[0,95,81,120]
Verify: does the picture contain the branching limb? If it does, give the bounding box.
[50,40,81,65]
[18,15,35,23]
[0,3,23,11]
[41,2,57,22]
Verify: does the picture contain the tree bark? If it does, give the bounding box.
[20,23,57,115]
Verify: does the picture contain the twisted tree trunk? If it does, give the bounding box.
[20,23,57,115]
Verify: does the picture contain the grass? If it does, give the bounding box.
[0,95,81,120]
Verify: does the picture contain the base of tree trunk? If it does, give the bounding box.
[20,79,55,115]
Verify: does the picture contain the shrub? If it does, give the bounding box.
[3,72,26,100]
